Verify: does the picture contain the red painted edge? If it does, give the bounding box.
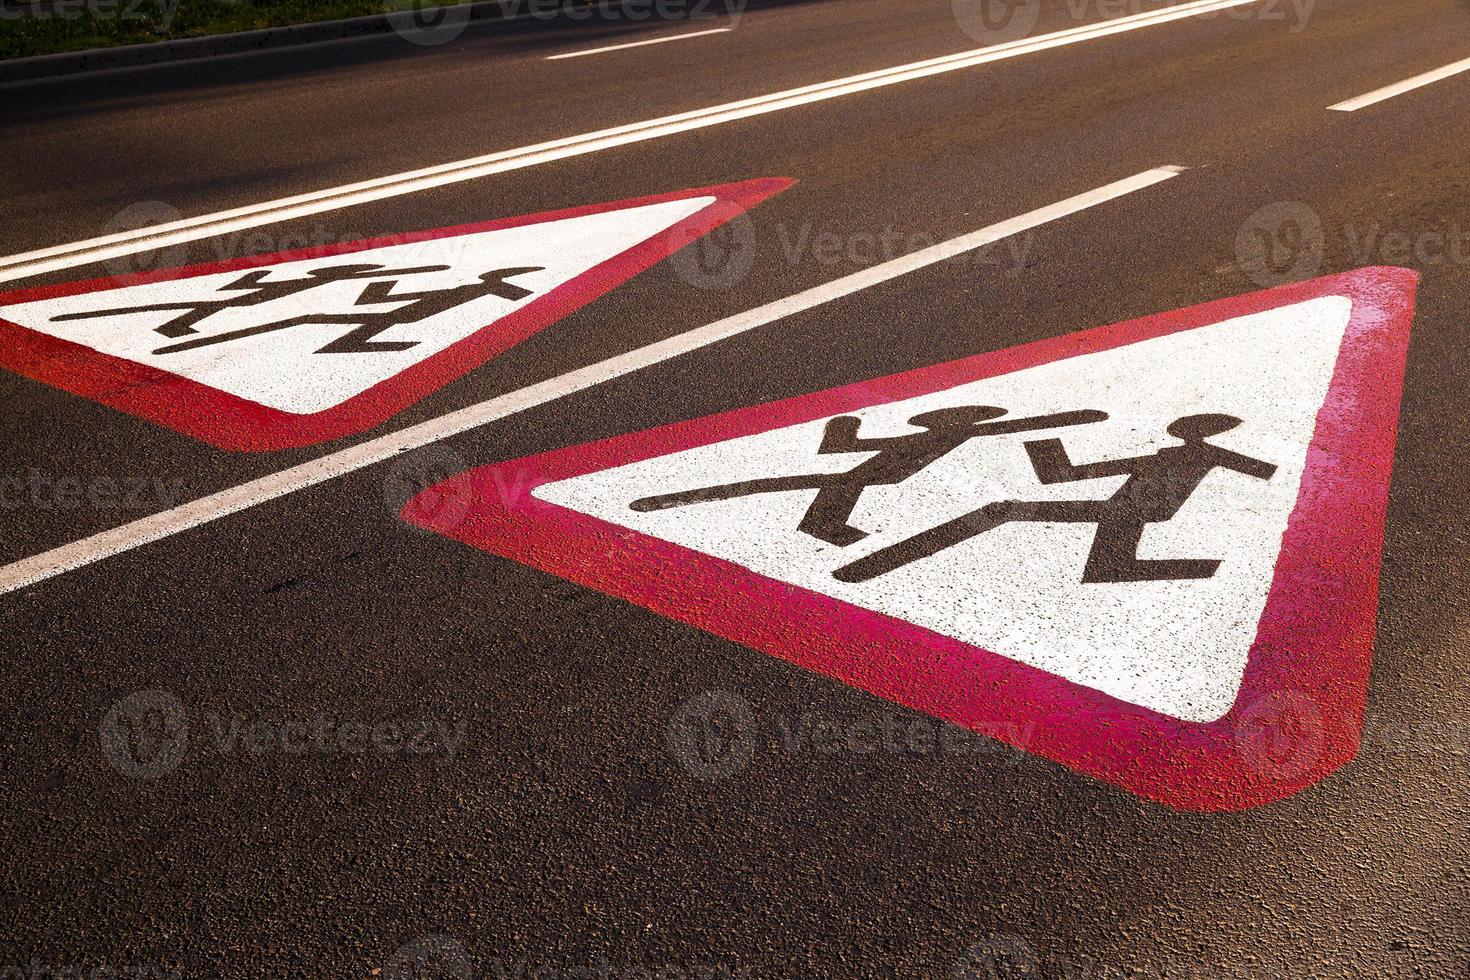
[0,177,795,452]
[403,267,1418,811]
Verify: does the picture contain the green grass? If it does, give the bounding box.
[0,0,478,60]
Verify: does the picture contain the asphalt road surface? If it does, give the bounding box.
[4,0,1470,975]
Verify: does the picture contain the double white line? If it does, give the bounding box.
[0,0,1251,284]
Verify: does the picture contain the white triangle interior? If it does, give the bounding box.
[535,296,1355,722]
[0,197,714,414]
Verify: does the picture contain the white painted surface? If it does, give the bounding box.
[0,168,1181,598]
[545,27,732,60]
[0,0,1249,283]
[536,296,1355,722]
[1329,53,1470,111]
[0,198,712,414]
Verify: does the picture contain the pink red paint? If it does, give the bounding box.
[404,267,1418,811]
[0,178,793,452]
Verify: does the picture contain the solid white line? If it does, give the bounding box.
[545,27,731,60]
[0,0,1249,283]
[0,166,1185,597]
[1329,53,1470,111]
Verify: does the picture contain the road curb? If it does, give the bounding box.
[0,0,546,83]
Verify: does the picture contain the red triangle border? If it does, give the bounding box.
[405,266,1418,811]
[0,177,794,452]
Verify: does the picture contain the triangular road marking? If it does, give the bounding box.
[0,178,792,451]
[404,267,1418,811]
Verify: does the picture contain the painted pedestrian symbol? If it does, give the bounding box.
[49,263,452,340]
[630,406,1107,545]
[406,268,1419,810]
[148,267,543,355]
[0,178,793,451]
[834,412,1278,583]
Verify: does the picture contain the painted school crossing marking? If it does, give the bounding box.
[0,179,791,452]
[404,268,1418,811]
[0,169,1179,597]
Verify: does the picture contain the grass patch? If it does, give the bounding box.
[0,0,479,60]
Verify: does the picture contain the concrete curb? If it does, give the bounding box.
[0,0,554,83]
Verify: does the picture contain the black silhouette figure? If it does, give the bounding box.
[150,267,544,355]
[629,406,1108,547]
[52,263,451,339]
[833,413,1278,583]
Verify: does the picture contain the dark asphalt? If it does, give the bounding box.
[4,0,1470,975]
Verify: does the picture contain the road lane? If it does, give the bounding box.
[4,0,1470,975]
[4,0,1465,263]
[0,165,1184,595]
[1329,51,1470,111]
[0,0,1247,282]
[0,0,1394,564]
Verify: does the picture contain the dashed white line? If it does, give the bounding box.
[0,166,1186,597]
[1329,53,1470,112]
[545,27,731,60]
[0,0,1249,284]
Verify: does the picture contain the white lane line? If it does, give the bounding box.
[1329,53,1470,111]
[545,27,731,60]
[0,165,1185,597]
[0,0,1249,284]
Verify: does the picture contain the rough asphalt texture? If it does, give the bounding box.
[3,0,1470,975]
